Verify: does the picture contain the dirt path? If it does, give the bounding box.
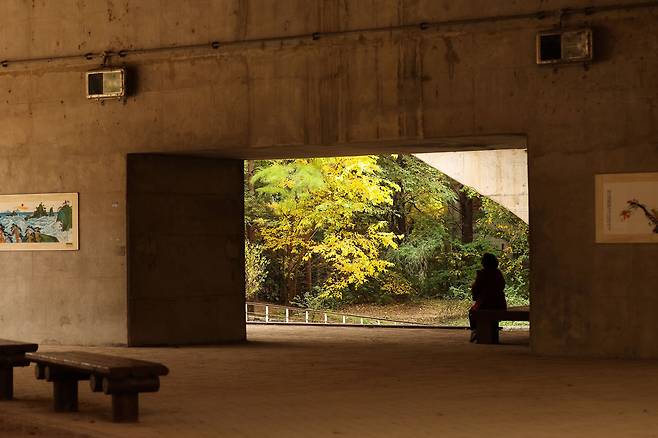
[340,298,472,325]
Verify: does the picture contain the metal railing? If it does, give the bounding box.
[246,302,428,327]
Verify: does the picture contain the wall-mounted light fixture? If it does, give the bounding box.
[536,28,593,65]
[85,68,126,99]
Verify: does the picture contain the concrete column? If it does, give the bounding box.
[126,154,245,346]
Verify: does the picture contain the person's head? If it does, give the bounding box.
[481,253,499,269]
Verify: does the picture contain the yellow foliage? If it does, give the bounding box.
[254,156,399,296]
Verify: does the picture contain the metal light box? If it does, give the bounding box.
[536,28,593,65]
[86,68,126,99]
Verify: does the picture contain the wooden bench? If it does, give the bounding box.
[27,351,169,422]
[473,306,530,344]
[0,340,38,400]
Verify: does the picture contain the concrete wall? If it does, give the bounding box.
[416,150,529,223]
[0,1,656,356]
[127,155,245,346]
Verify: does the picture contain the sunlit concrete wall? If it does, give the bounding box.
[0,1,656,356]
[416,150,529,223]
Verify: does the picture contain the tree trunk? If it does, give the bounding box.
[454,183,476,244]
[306,257,313,295]
[285,275,297,305]
[459,190,473,243]
[390,154,407,240]
[246,160,256,241]
[280,255,288,305]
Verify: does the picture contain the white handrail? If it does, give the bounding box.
[246,301,425,326]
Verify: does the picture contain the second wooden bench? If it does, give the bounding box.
[473,306,530,344]
[27,351,169,422]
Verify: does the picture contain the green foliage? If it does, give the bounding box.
[475,197,530,302]
[245,241,269,300]
[429,239,495,298]
[377,155,456,218]
[378,156,529,306]
[385,217,448,293]
[291,288,344,310]
[378,156,483,298]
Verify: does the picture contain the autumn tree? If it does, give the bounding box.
[252,157,398,304]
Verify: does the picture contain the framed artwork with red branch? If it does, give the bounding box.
[595,172,658,243]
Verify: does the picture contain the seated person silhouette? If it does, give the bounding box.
[469,253,507,342]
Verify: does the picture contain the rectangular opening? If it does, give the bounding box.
[538,33,562,63]
[245,149,529,330]
[87,73,104,96]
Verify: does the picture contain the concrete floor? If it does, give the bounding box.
[2,325,658,438]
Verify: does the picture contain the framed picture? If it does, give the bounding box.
[0,193,79,251]
[595,173,658,243]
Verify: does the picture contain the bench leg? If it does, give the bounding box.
[476,321,499,344]
[492,323,500,344]
[53,380,79,412]
[112,393,139,423]
[0,367,13,400]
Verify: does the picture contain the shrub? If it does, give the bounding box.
[245,241,269,300]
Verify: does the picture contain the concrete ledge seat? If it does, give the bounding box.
[27,351,169,423]
[0,340,39,401]
[474,306,530,344]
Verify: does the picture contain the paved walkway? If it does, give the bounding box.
[1,326,657,437]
